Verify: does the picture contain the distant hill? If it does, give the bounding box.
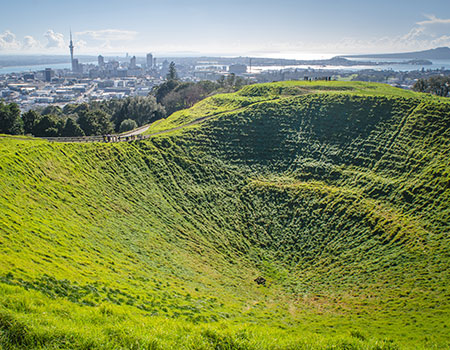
[341,46,450,60]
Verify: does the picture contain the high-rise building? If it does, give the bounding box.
[44,68,52,82]
[228,64,247,75]
[161,60,169,76]
[72,59,80,73]
[69,30,75,72]
[98,55,105,68]
[146,53,153,68]
[130,56,137,69]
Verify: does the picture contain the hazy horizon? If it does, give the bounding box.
[1,0,450,58]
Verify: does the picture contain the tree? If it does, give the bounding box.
[167,61,177,80]
[197,80,220,93]
[61,117,85,137]
[152,79,180,103]
[428,76,450,97]
[124,96,165,126]
[234,76,246,90]
[74,103,90,115]
[62,104,78,115]
[161,90,187,115]
[160,81,221,115]
[119,119,138,133]
[217,75,226,88]
[0,102,23,135]
[22,110,40,134]
[32,114,60,137]
[151,78,246,117]
[413,76,450,97]
[41,105,62,116]
[110,96,165,131]
[226,73,236,88]
[77,110,113,136]
[412,78,427,93]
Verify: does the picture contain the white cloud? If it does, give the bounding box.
[74,39,87,50]
[44,30,65,48]
[99,41,113,50]
[2,30,15,43]
[416,14,450,27]
[56,29,141,53]
[22,35,41,49]
[303,15,450,54]
[190,15,450,56]
[1,16,450,56]
[0,30,21,50]
[76,29,138,41]
[399,15,450,48]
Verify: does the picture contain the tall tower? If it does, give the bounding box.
[146,53,153,69]
[130,56,136,69]
[98,55,105,68]
[69,30,75,72]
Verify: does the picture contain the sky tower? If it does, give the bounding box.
[69,30,75,72]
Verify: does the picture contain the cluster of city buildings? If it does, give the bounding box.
[1,74,166,110]
[0,32,254,111]
[0,33,172,110]
[1,31,447,111]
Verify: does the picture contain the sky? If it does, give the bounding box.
[1,0,450,58]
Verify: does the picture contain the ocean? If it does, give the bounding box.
[1,58,450,75]
[249,58,450,74]
[0,62,72,75]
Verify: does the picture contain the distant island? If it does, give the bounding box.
[340,46,450,60]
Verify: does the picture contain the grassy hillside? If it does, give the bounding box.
[145,81,443,134]
[0,81,449,349]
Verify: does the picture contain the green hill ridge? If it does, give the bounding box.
[0,81,449,349]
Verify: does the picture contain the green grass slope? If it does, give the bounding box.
[145,81,443,134]
[0,81,449,349]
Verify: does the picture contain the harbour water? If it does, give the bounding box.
[249,59,450,74]
[0,62,72,75]
[1,58,450,75]
[0,61,97,75]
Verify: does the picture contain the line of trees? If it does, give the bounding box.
[0,96,165,137]
[1,63,251,137]
[0,102,23,135]
[152,62,248,115]
[413,76,450,97]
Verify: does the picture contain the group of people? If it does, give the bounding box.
[103,134,145,143]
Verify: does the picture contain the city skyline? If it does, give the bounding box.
[1,0,450,58]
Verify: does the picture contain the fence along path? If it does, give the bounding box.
[41,123,152,143]
[39,114,214,143]
[38,98,268,143]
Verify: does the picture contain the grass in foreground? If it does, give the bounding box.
[0,81,449,349]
